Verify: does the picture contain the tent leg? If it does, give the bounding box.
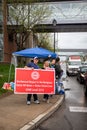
[8,63,12,83]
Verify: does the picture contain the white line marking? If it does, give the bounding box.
[69,106,87,113]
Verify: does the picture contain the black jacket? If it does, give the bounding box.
[55,63,62,79]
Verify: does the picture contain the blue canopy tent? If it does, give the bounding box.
[8,47,57,83]
[12,47,57,58]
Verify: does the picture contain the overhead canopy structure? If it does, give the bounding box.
[7,0,82,4]
[33,23,87,33]
[7,0,87,33]
[12,47,57,58]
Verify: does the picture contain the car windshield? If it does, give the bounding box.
[82,62,87,65]
[69,61,81,65]
[81,67,87,72]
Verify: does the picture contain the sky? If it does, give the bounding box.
[57,32,87,49]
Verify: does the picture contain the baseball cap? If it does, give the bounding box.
[34,56,39,60]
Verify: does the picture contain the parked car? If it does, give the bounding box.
[66,55,82,76]
[82,61,87,66]
[77,66,87,84]
[83,72,87,96]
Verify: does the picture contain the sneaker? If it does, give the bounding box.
[47,99,50,103]
[27,101,31,105]
[50,95,53,98]
[34,100,40,104]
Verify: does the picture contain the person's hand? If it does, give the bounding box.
[24,66,34,69]
[31,67,34,69]
[24,66,28,68]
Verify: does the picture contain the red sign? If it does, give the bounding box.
[70,56,81,60]
[15,68,55,94]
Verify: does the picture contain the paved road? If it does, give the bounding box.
[34,76,87,130]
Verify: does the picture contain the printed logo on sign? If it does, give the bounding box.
[31,71,40,80]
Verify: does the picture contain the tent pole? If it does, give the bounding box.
[8,63,12,83]
[8,55,17,83]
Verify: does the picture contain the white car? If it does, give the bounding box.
[66,61,82,76]
[82,61,87,66]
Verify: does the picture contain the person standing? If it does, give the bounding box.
[55,57,63,80]
[42,59,50,103]
[50,58,56,97]
[50,58,56,68]
[25,56,40,105]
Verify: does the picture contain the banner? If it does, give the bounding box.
[15,68,55,94]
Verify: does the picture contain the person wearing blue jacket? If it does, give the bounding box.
[25,56,40,105]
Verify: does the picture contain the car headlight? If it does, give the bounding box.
[81,73,85,77]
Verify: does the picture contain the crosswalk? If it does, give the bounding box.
[69,106,87,113]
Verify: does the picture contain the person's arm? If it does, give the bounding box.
[24,63,34,69]
[24,66,28,68]
[55,64,62,77]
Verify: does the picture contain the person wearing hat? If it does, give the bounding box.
[25,56,40,105]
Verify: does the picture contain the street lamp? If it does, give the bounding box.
[52,19,57,53]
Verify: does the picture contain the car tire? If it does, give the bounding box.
[77,77,79,81]
[67,71,70,76]
[84,84,87,96]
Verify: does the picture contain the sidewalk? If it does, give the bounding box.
[0,93,64,130]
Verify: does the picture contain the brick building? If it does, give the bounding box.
[0,0,3,62]
[0,0,38,63]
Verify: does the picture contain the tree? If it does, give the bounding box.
[7,1,52,51]
[37,33,53,51]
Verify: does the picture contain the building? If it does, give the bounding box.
[0,0,3,61]
[1,0,37,63]
[1,0,87,63]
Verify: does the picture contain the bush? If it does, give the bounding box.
[0,62,43,95]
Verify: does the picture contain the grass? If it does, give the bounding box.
[0,62,43,95]
[0,64,15,95]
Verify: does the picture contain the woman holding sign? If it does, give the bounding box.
[42,59,50,103]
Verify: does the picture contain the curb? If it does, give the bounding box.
[0,91,13,99]
[20,95,65,130]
